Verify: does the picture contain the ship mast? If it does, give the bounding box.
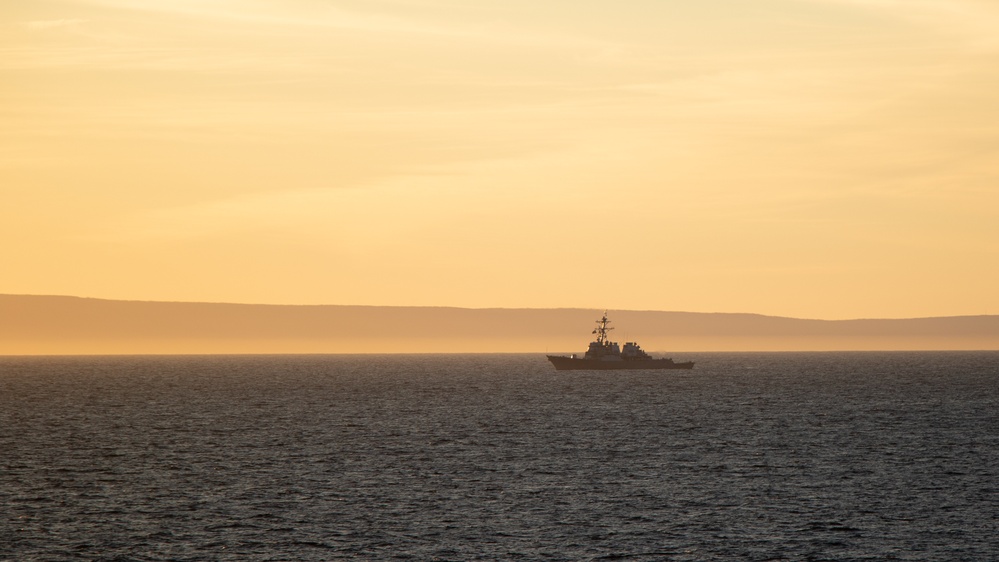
[592,312,614,345]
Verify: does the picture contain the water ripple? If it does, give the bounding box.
[1,352,997,560]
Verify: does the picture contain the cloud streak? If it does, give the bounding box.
[797,0,999,49]
[21,19,89,30]
[78,0,464,36]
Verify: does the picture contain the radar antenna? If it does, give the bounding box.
[593,312,614,345]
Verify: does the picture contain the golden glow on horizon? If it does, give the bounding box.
[2,0,998,319]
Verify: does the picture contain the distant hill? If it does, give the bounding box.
[2,294,998,354]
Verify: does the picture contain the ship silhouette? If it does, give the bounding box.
[547,312,694,370]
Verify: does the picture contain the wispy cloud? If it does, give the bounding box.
[797,0,999,49]
[61,0,607,51]
[59,0,492,41]
[20,19,88,31]
[109,188,337,241]
[100,180,449,244]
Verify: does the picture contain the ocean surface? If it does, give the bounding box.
[1,352,997,561]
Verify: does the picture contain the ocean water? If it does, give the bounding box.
[1,352,997,561]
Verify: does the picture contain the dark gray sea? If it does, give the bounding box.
[1,352,997,561]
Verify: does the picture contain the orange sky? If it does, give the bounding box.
[3,0,998,319]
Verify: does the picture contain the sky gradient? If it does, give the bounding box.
[3,0,998,319]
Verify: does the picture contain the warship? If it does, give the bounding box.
[547,312,694,370]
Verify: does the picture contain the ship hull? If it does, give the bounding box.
[547,355,694,371]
